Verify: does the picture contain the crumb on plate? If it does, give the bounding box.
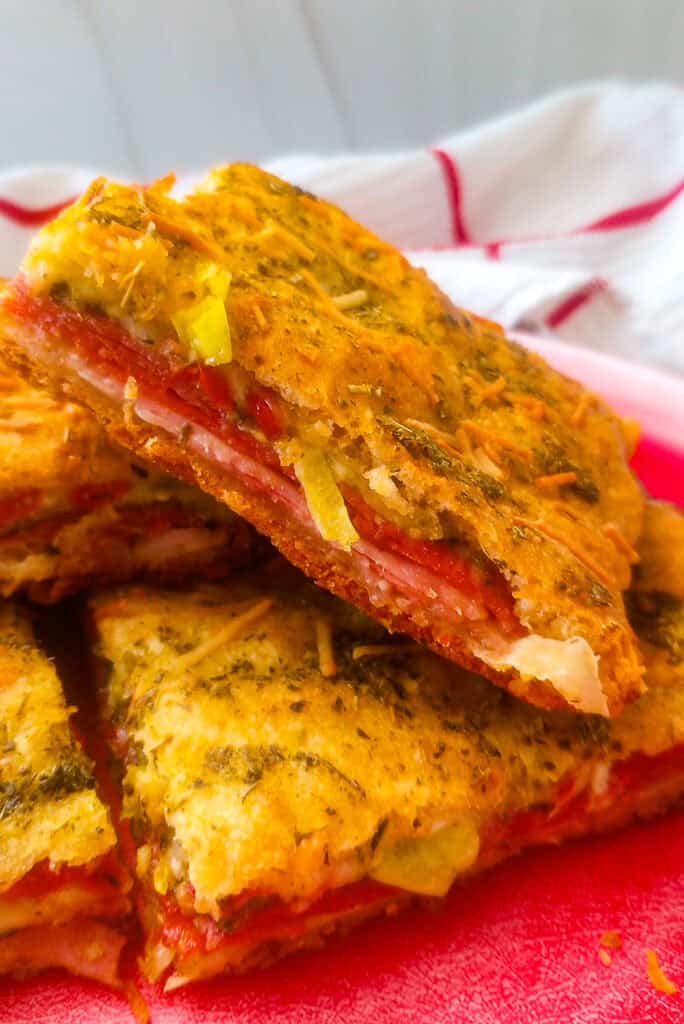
[646,948,678,996]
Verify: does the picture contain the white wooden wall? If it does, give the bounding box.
[1,0,682,178]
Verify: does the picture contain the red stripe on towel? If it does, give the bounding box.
[581,178,684,232]
[416,174,684,254]
[545,279,607,328]
[0,196,74,227]
[432,149,471,244]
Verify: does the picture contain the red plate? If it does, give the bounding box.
[2,337,684,1023]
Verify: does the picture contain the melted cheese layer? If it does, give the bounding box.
[476,635,608,716]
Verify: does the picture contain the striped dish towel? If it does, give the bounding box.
[2,81,683,372]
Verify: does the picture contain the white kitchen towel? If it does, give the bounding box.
[1,81,683,371]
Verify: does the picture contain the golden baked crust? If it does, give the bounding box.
[0,601,131,984]
[626,500,684,694]
[0,602,119,892]
[0,168,646,714]
[91,566,684,910]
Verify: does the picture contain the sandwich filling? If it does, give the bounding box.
[6,281,613,714]
[0,351,255,601]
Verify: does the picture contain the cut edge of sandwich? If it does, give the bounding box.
[0,292,643,717]
[0,602,132,986]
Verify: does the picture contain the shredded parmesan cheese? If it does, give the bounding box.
[252,303,267,329]
[296,268,333,302]
[602,522,640,565]
[454,427,472,454]
[394,346,439,405]
[514,516,614,587]
[331,289,367,311]
[570,392,594,427]
[315,617,337,678]
[2,394,61,410]
[646,948,678,995]
[141,210,225,261]
[534,471,578,490]
[119,260,144,308]
[352,643,421,660]
[364,465,407,510]
[255,223,315,261]
[476,376,506,405]
[405,418,462,458]
[482,440,503,468]
[175,598,273,671]
[0,419,41,433]
[295,269,374,333]
[124,376,139,428]
[471,447,504,480]
[462,420,531,460]
[509,393,548,421]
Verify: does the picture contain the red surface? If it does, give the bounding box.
[2,808,684,1023]
[544,277,607,328]
[431,148,471,244]
[1,345,684,1022]
[632,437,684,509]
